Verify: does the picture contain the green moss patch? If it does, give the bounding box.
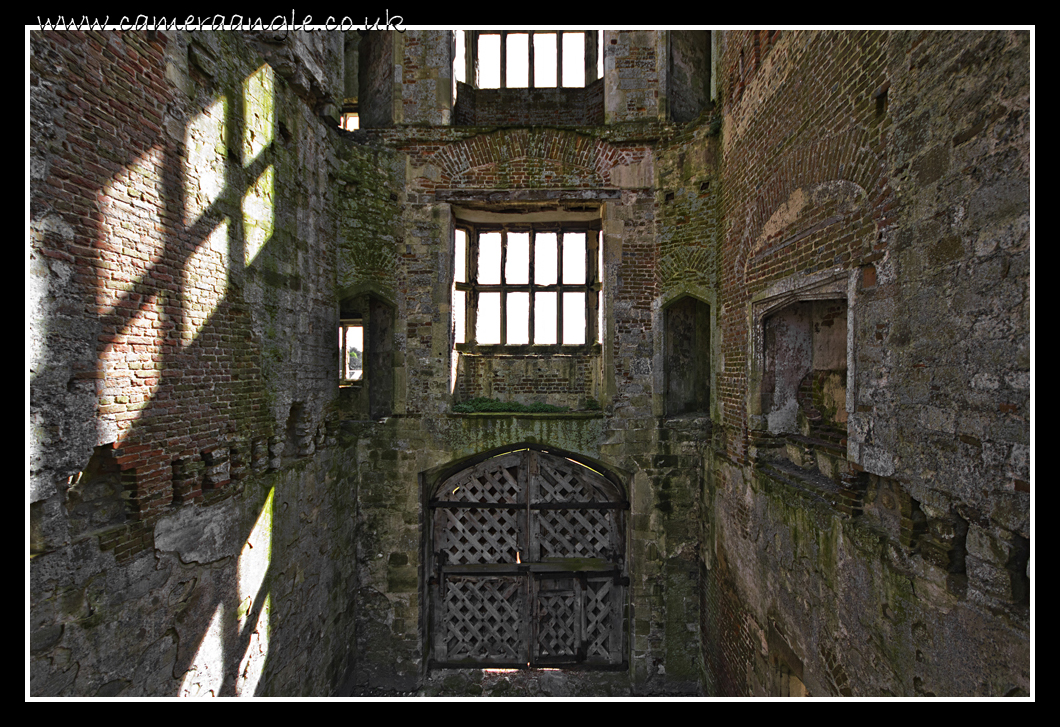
[452,397,570,414]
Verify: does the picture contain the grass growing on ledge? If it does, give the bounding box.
[452,397,570,414]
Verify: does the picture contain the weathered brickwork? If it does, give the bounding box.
[454,81,604,126]
[702,29,1030,697]
[31,29,370,695]
[30,29,1029,697]
[456,353,599,409]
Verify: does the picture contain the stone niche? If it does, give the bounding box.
[664,295,711,416]
[749,268,851,440]
[762,298,847,434]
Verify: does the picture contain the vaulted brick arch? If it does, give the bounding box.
[430,129,624,189]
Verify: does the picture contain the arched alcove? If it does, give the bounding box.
[663,294,711,417]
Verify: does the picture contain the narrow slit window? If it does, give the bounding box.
[340,320,364,381]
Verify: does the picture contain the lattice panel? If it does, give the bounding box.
[584,579,615,661]
[533,457,612,503]
[535,579,578,658]
[437,507,522,564]
[437,455,522,504]
[431,450,627,668]
[443,576,527,662]
[533,508,614,560]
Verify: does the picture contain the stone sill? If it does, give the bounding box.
[449,410,604,419]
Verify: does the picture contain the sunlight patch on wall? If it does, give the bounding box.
[181,219,229,346]
[243,64,275,168]
[179,603,225,697]
[96,146,168,437]
[100,293,167,442]
[236,487,273,696]
[239,487,273,623]
[98,147,167,313]
[243,165,274,266]
[237,593,270,696]
[184,96,227,226]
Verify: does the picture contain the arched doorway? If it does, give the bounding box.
[427,448,628,669]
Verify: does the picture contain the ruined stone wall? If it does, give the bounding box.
[358,30,393,128]
[28,28,717,697]
[703,29,1030,697]
[30,28,1029,699]
[669,31,711,124]
[453,81,604,127]
[397,30,453,126]
[604,30,664,124]
[456,354,599,409]
[350,70,706,688]
[29,28,374,696]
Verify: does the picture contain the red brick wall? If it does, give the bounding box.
[31,30,295,559]
[717,30,893,462]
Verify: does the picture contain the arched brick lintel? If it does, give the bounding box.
[430,129,625,189]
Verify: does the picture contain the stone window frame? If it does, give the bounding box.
[459,30,602,90]
[747,267,855,434]
[454,219,603,354]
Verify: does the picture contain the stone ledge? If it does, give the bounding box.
[449,410,604,419]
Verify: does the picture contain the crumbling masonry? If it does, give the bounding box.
[29,28,1030,697]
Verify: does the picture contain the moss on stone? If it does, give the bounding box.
[452,397,569,414]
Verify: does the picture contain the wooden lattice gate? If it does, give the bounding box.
[429,450,628,669]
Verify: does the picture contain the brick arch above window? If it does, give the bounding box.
[429,129,623,189]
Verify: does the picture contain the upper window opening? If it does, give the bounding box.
[457,30,601,90]
[454,221,601,351]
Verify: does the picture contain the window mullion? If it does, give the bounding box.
[557,32,564,88]
[472,31,479,89]
[500,229,508,345]
[556,231,564,343]
[587,229,598,344]
[340,324,347,377]
[585,30,596,84]
[469,228,480,344]
[584,229,592,344]
[466,30,475,88]
[363,313,369,373]
[528,31,535,88]
[528,230,536,344]
[500,32,507,89]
